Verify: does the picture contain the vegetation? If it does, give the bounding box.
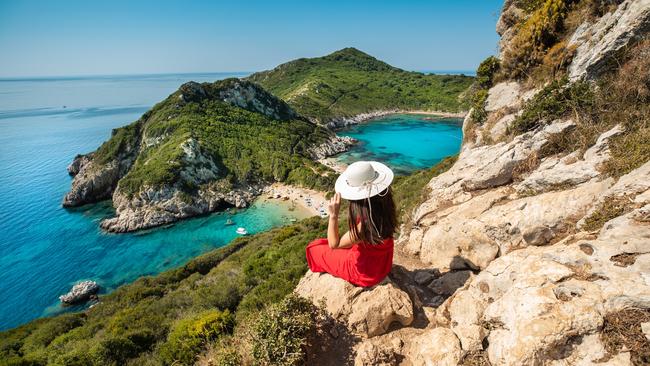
[501,0,572,79]
[90,78,338,198]
[581,196,633,232]
[247,48,474,123]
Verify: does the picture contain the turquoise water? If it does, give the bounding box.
[0,73,308,331]
[337,114,463,174]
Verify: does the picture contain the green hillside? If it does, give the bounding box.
[247,48,474,124]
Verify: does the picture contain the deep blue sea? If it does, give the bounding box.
[336,114,463,175]
[0,74,463,331]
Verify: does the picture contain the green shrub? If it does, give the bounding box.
[469,89,489,124]
[509,78,593,134]
[503,0,570,78]
[250,294,315,366]
[160,310,234,366]
[476,56,501,88]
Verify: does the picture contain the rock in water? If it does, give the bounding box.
[59,280,99,304]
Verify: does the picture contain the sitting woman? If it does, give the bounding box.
[306,161,397,287]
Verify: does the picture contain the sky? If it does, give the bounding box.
[0,0,503,77]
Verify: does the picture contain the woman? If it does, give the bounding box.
[306,161,397,287]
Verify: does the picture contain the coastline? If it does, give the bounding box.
[259,183,329,217]
[327,109,467,129]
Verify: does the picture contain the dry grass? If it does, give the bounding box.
[600,308,650,365]
[460,350,492,366]
[581,196,633,232]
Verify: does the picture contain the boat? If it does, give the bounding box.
[236,227,248,235]
[225,218,235,226]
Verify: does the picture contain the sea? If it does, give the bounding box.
[0,73,462,330]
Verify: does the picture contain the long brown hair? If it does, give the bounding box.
[348,188,397,245]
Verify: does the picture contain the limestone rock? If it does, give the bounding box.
[407,327,462,366]
[444,206,650,364]
[294,271,413,338]
[308,135,357,159]
[485,81,522,112]
[517,125,623,194]
[568,0,650,80]
[59,280,99,304]
[67,153,93,176]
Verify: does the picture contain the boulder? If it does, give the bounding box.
[59,280,99,304]
[407,327,462,366]
[294,271,413,338]
[568,0,650,80]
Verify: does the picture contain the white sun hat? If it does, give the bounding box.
[335,161,394,200]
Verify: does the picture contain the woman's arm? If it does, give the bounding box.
[327,193,357,249]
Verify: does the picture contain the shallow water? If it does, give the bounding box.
[336,114,463,174]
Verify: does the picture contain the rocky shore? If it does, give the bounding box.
[59,280,99,305]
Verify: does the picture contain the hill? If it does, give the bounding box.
[247,47,474,126]
[62,78,351,232]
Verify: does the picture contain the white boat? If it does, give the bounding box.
[236,227,248,235]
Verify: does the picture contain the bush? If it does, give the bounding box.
[476,56,501,88]
[160,310,234,366]
[250,295,315,366]
[502,0,570,78]
[509,77,593,134]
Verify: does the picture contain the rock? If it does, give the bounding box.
[428,270,474,296]
[59,280,99,304]
[67,154,93,176]
[517,125,624,194]
[443,206,650,364]
[568,0,650,80]
[308,135,357,159]
[354,341,399,366]
[294,271,413,338]
[62,160,123,207]
[485,81,522,112]
[216,80,298,120]
[407,327,462,366]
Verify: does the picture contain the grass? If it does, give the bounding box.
[248,48,474,124]
[581,196,633,232]
[600,308,650,365]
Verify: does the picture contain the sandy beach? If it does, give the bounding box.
[259,183,330,218]
[317,157,348,174]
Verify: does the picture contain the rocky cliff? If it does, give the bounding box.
[64,79,352,232]
[295,1,650,364]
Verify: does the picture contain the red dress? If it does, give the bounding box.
[305,237,394,287]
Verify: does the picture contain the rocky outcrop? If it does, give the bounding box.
[59,280,99,304]
[308,135,357,159]
[67,153,93,176]
[295,271,414,338]
[568,0,650,80]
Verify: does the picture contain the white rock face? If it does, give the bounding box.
[444,205,650,364]
[568,0,650,80]
[485,81,522,112]
[407,327,462,366]
[294,271,414,338]
[59,280,99,304]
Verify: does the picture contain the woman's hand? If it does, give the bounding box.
[328,192,341,218]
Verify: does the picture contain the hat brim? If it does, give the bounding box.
[335,161,394,200]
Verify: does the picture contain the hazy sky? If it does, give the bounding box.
[0,0,503,77]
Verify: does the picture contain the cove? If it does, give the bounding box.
[336,114,463,175]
